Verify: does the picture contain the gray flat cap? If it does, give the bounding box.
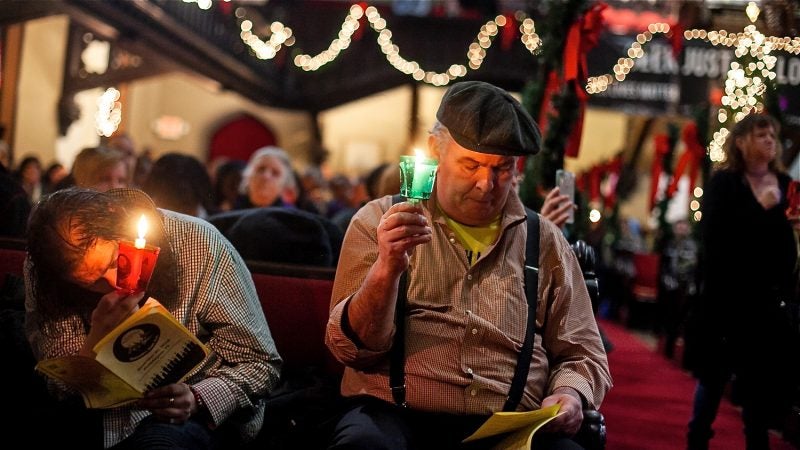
[436,81,542,156]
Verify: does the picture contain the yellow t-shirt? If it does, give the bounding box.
[442,211,501,266]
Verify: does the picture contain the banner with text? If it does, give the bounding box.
[587,32,800,125]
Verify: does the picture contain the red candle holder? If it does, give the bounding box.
[116,240,161,294]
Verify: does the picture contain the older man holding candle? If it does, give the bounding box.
[325,80,611,450]
[23,187,281,449]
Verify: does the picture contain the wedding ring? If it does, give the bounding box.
[169,397,175,406]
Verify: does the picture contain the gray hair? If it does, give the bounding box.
[239,146,293,194]
[429,121,453,154]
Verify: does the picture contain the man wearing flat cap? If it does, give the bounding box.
[325,81,611,449]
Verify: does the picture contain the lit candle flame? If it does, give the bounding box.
[135,214,148,249]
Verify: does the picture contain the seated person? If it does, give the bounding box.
[325,81,611,449]
[212,159,246,214]
[236,146,319,214]
[235,146,295,210]
[42,161,68,195]
[24,187,281,448]
[225,206,343,268]
[0,161,31,237]
[57,145,130,192]
[142,152,214,218]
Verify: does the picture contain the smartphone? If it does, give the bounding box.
[556,169,575,224]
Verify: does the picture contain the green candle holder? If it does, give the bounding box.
[399,155,438,202]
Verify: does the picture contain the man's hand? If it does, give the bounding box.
[375,201,432,276]
[138,382,196,425]
[540,187,575,228]
[344,200,432,350]
[81,291,146,356]
[540,387,584,436]
[756,185,781,210]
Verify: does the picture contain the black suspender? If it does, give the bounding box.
[504,210,540,411]
[389,194,408,407]
[388,195,540,411]
[389,270,409,407]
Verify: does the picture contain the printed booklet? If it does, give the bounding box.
[462,404,563,450]
[35,297,209,409]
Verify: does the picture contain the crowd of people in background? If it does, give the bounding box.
[0,130,408,269]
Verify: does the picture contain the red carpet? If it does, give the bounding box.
[598,319,795,450]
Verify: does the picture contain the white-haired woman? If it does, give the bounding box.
[235,146,295,209]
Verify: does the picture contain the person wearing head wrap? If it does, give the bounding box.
[325,81,611,449]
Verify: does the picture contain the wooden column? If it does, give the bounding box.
[0,23,24,163]
[308,110,327,167]
[407,82,419,151]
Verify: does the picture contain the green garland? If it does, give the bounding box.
[653,123,679,253]
[519,0,591,217]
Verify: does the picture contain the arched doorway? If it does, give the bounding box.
[208,113,276,165]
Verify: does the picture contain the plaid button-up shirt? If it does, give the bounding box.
[26,189,281,448]
[326,193,611,414]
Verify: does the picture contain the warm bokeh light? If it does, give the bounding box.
[694,186,704,198]
[586,23,671,93]
[96,87,122,137]
[200,2,541,86]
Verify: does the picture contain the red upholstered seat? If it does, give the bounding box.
[631,252,660,302]
[0,237,26,281]
[247,261,343,377]
[625,252,661,331]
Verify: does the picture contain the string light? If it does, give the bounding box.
[587,16,800,94]
[590,3,796,164]
[183,0,213,11]
[586,22,672,94]
[745,1,760,23]
[239,16,295,60]
[191,1,799,93]
[96,87,122,137]
[293,5,362,72]
[706,4,777,162]
[223,3,539,86]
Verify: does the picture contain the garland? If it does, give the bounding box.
[652,123,679,253]
[519,0,593,218]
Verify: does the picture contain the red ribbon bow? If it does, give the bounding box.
[668,21,684,58]
[650,134,671,211]
[787,180,800,220]
[353,2,369,41]
[666,122,706,198]
[501,13,517,51]
[562,1,608,158]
